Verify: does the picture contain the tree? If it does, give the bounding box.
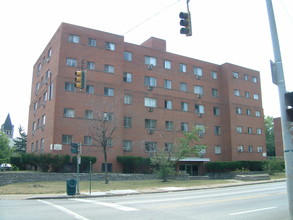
[265,116,275,157]
[0,131,14,162]
[89,112,117,184]
[13,125,27,154]
[151,126,206,182]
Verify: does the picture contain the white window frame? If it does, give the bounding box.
[105,42,116,51]
[144,97,157,107]
[68,34,80,44]
[164,60,171,69]
[180,64,187,72]
[145,56,157,66]
[144,76,157,87]
[164,79,172,89]
[215,145,222,154]
[124,94,132,104]
[195,104,205,114]
[104,88,114,96]
[181,102,188,112]
[123,72,132,83]
[64,108,75,118]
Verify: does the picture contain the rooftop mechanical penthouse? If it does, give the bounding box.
[27,23,266,174]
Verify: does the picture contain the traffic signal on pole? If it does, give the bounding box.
[179,12,192,36]
[71,143,80,154]
[75,70,86,89]
[285,92,293,122]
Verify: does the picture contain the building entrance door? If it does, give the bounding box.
[179,164,199,176]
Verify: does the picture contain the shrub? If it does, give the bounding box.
[263,158,284,175]
[117,156,151,173]
[205,161,266,173]
[72,156,97,173]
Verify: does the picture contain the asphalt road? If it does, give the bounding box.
[0,182,289,220]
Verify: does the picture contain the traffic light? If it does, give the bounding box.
[71,142,80,154]
[75,70,86,89]
[179,12,192,36]
[285,92,293,122]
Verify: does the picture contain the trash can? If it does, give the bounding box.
[66,179,77,195]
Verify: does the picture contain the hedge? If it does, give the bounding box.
[205,161,266,172]
[117,156,151,173]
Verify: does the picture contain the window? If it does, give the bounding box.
[66,58,77,67]
[145,141,157,152]
[123,72,132,83]
[103,112,113,121]
[85,110,93,119]
[236,107,242,115]
[104,88,114,96]
[164,80,172,89]
[123,140,132,151]
[68,34,79,43]
[255,110,261,117]
[234,89,240,96]
[214,107,220,116]
[62,135,72,144]
[104,64,115,73]
[180,82,187,92]
[164,60,171,69]
[144,76,157,86]
[46,70,51,79]
[253,93,259,100]
[164,100,173,110]
[84,136,92,145]
[145,56,157,66]
[194,86,204,96]
[248,145,253,152]
[246,109,251,116]
[214,126,221,135]
[35,82,40,94]
[212,88,218,97]
[244,74,248,81]
[238,145,244,152]
[165,121,174,131]
[124,117,132,128]
[86,85,94,94]
[256,128,262,134]
[181,122,189,132]
[215,146,222,154]
[64,108,74,117]
[88,38,96,47]
[41,114,46,126]
[196,124,206,135]
[195,104,204,114]
[31,142,34,152]
[145,119,157,129]
[48,48,52,58]
[165,143,173,152]
[65,82,75,92]
[105,42,115,50]
[87,61,95,70]
[124,94,132,104]
[233,71,239,78]
[37,63,42,75]
[40,139,45,152]
[180,64,187,72]
[194,67,203,79]
[102,163,112,172]
[36,140,39,152]
[248,127,253,134]
[257,146,263,152]
[181,102,188,112]
[124,51,132,61]
[236,126,243,133]
[144,97,157,107]
[43,92,48,104]
[252,76,258,83]
[211,71,217,79]
[244,91,250,98]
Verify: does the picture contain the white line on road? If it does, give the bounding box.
[38,200,90,220]
[73,199,139,211]
[229,206,277,216]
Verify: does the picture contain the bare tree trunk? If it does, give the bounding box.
[103,146,109,184]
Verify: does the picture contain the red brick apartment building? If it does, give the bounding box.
[27,23,266,174]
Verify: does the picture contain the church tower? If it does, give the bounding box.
[1,113,14,139]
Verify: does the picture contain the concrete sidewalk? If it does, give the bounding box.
[0,179,286,200]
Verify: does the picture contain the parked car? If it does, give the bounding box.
[0,163,12,171]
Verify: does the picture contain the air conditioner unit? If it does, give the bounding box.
[147,129,154,134]
[123,146,131,151]
[105,44,111,50]
[148,86,153,91]
[148,107,154,112]
[198,113,203,118]
[198,133,204,138]
[147,64,154,70]
[196,94,202,99]
[196,75,202,80]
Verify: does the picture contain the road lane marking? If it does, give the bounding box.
[38,200,89,220]
[73,199,138,211]
[155,191,286,209]
[229,206,277,216]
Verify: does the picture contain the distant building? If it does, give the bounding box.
[1,113,14,147]
[27,23,266,174]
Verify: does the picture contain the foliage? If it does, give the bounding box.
[264,116,275,157]
[0,131,14,162]
[151,126,206,182]
[72,156,97,173]
[263,158,284,175]
[205,161,266,172]
[13,126,27,154]
[117,156,151,173]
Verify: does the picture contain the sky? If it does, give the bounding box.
[0,0,292,137]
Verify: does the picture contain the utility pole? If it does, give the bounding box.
[266,0,293,218]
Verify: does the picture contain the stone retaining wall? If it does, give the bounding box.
[235,174,270,181]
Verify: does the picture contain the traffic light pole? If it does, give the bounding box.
[266,0,293,218]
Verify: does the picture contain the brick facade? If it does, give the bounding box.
[27,23,266,173]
